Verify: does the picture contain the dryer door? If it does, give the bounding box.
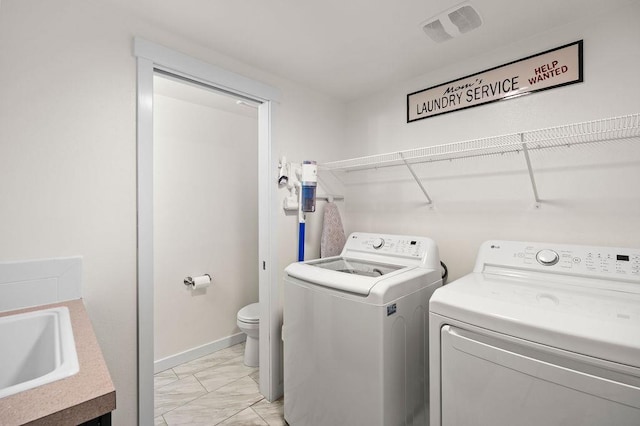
[439,325,640,426]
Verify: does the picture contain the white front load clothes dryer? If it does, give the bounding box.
[429,240,640,426]
[283,232,442,426]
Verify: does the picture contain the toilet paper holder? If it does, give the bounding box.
[184,274,212,287]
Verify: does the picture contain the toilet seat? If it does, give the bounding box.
[237,303,259,324]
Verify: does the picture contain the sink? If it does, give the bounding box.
[0,307,79,398]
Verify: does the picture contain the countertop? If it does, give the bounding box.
[0,299,116,425]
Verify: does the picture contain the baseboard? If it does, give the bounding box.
[154,332,246,374]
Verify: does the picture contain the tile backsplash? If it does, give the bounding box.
[0,256,82,312]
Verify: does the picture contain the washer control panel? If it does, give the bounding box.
[344,233,433,260]
[478,240,640,281]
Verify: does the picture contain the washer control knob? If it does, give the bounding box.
[536,249,559,266]
[372,238,385,249]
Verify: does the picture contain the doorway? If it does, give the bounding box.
[135,39,281,425]
[152,72,258,367]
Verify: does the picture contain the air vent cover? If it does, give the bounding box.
[421,2,482,43]
[448,5,482,34]
[423,20,454,43]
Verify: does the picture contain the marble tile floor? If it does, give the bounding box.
[154,343,285,426]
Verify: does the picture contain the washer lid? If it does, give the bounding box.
[238,303,259,323]
[285,257,413,295]
[306,257,403,277]
[430,272,640,369]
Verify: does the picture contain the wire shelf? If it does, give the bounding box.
[320,113,640,172]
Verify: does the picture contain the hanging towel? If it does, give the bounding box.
[320,202,346,258]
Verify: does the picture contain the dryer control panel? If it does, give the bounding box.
[476,240,640,282]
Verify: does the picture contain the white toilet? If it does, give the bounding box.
[237,303,259,367]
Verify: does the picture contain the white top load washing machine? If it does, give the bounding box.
[430,240,640,426]
[284,232,442,426]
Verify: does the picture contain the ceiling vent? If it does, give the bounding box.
[421,2,482,43]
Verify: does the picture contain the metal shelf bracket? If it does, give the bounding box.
[399,152,433,205]
[520,133,541,208]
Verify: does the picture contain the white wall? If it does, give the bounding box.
[0,0,346,423]
[8,0,635,422]
[153,91,258,361]
[342,2,640,281]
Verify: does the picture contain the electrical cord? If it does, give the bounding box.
[440,261,448,285]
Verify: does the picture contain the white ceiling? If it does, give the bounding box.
[107,0,635,101]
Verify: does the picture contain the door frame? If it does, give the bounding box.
[134,38,281,424]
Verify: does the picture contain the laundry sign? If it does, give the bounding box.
[407,40,583,122]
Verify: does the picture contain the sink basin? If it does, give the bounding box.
[0,307,79,398]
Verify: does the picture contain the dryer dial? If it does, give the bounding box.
[536,249,559,266]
